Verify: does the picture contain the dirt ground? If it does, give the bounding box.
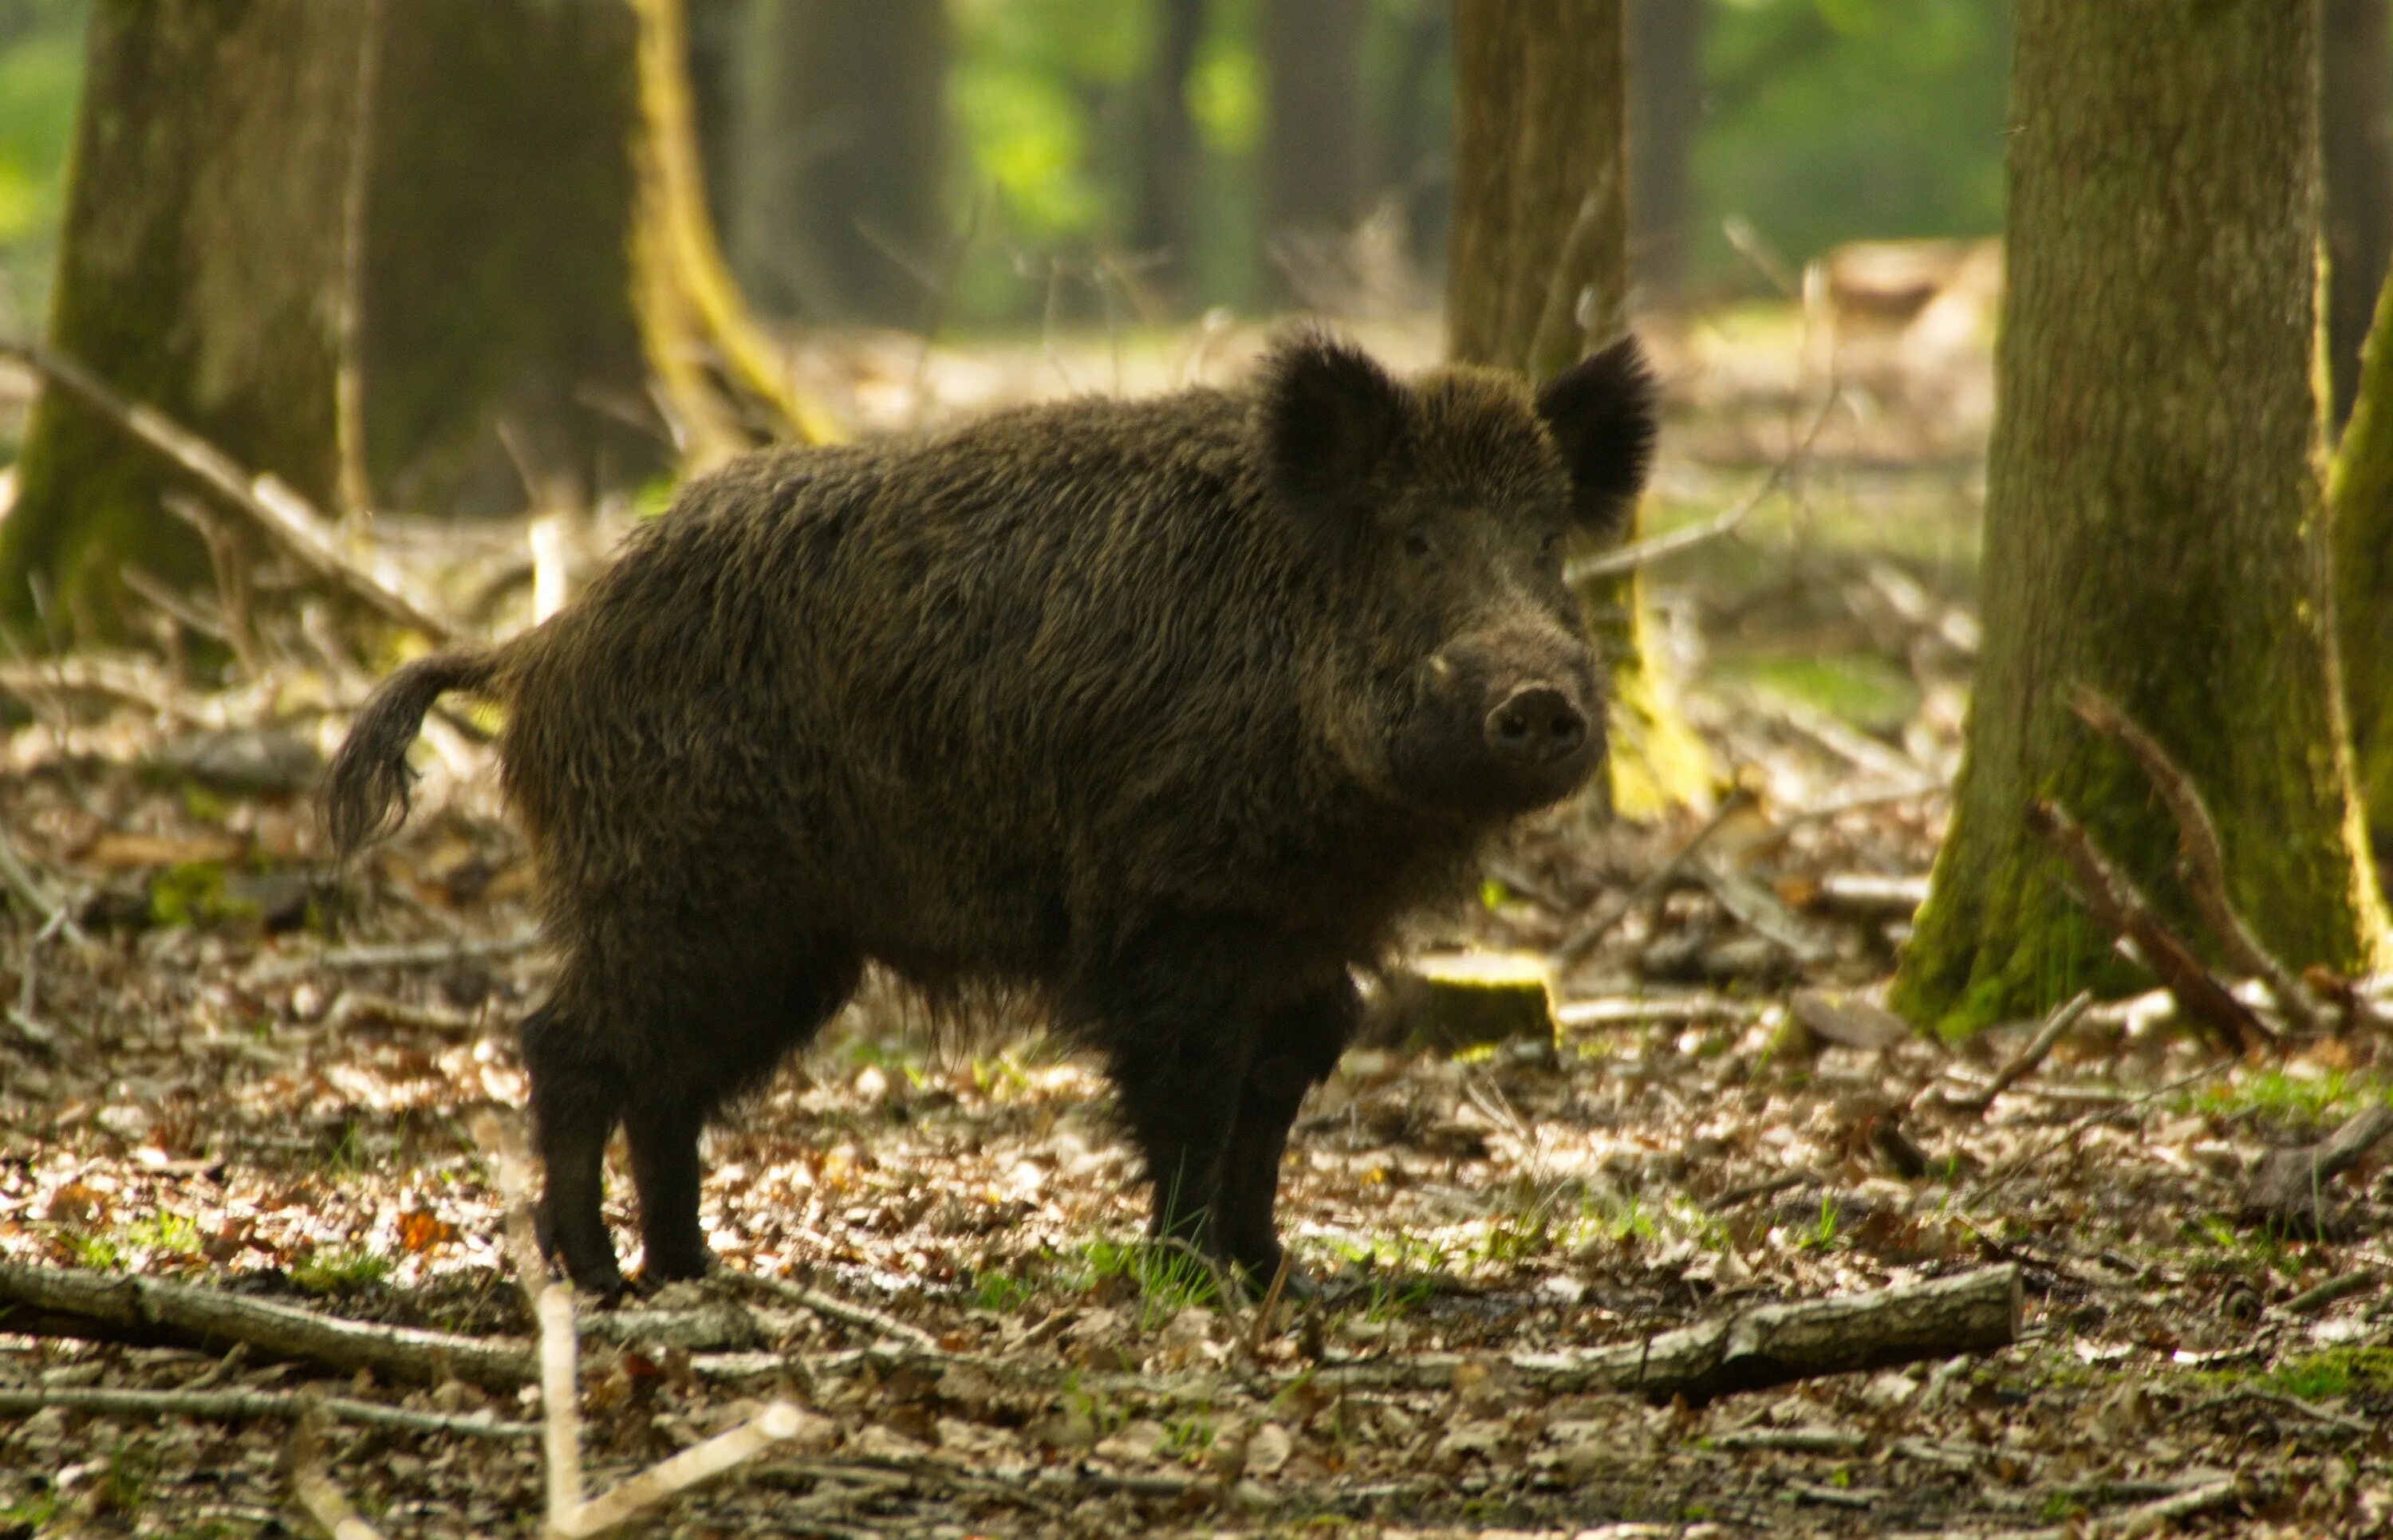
[2,310,2389,1538]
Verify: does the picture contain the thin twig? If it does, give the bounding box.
[1965,1059,2232,1207]
[732,1269,940,1353]
[0,1384,532,1440]
[1923,989,2093,1117]
[2069,686,2334,1036]
[1248,1250,1295,1356]
[0,822,84,944]
[1568,388,1840,583]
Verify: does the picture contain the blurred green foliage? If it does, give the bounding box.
[1695,0,2010,286]
[0,0,86,331]
[0,0,2014,334]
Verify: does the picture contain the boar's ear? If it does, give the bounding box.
[1536,335,1658,541]
[1259,329,1407,538]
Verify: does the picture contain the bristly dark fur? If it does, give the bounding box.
[324,327,1660,1297]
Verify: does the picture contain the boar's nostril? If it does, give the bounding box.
[1485,686,1586,766]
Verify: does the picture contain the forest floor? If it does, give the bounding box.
[2,299,2390,1538]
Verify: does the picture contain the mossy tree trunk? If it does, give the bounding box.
[1893,0,2387,1031]
[0,0,370,643]
[742,0,948,326]
[2331,262,2393,868]
[1446,0,1710,819]
[2324,0,2393,435]
[0,0,815,644]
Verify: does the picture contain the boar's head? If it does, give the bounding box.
[1257,330,1658,817]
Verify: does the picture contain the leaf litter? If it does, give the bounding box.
[1,320,2389,1538]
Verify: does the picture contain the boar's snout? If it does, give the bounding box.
[1485,685,1587,767]
[1392,631,1603,813]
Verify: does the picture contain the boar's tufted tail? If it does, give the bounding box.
[324,648,506,859]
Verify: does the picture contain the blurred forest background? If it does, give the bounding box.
[0,0,2010,340]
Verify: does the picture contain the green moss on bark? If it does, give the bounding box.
[1893,0,2387,1033]
[0,1,365,644]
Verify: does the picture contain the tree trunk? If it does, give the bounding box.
[0,0,821,645]
[362,0,662,515]
[1263,0,1370,295]
[2331,262,2393,868]
[1131,0,1206,296]
[683,0,751,240]
[1893,0,2387,1031]
[743,0,948,326]
[1447,0,1710,818]
[1626,0,1705,306]
[2324,0,2393,435]
[0,0,369,642]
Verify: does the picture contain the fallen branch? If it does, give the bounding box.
[2242,1102,2393,1231]
[467,1111,814,1540]
[0,339,452,642]
[2026,798,2269,1055]
[2279,1266,2380,1316]
[0,1261,533,1391]
[1918,990,2093,1117]
[1303,1264,2019,1404]
[0,1384,531,1440]
[2070,687,2333,1035]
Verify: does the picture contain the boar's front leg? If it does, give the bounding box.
[1208,980,1358,1294]
[1076,931,1274,1278]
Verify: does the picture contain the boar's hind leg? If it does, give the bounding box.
[522,1002,630,1297]
[1211,981,1358,1295]
[623,947,864,1286]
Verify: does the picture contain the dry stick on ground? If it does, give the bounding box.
[728,1268,940,1353]
[1553,786,1758,965]
[1304,1264,2019,1404]
[2025,798,2271,1055]
[2242,1101,2393,1231]
[0,1260,534,1391]
[0,1384,531,1441]
[1966,1058,2233,1207]
[465,1111,812,1540]
[1914,989,2094,1117]
[2280,1266,2382,1316]
[0,822,85,946]
[245,931,546,987]
[2069,685,2335,1035]
[0,340,453,642]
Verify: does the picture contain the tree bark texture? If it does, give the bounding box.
[1894,0,2387,1030]
[1447,0,1709,817]
[1131,0,1207,293]
[0,0,368,642]
[363,0,662,516]
[683,0,751,239]
[2324,0,2393,434]
[1264,0,1370,289]
[2330,262,2393,862]
[1626,0,1705,305]
[743,0,948,326]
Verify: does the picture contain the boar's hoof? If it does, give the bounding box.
[534,1199,630,1301]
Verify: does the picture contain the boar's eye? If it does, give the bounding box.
[1538,529,1564,561]
[1402,531,1433,560]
